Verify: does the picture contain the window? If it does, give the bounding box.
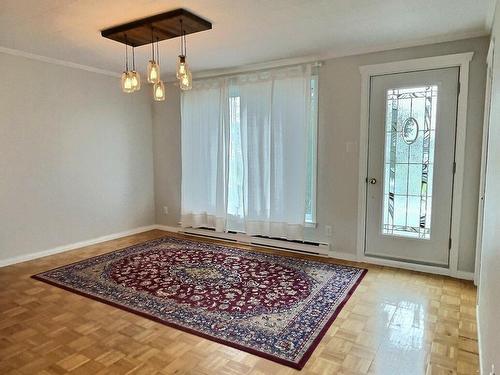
[226,76,318,225]
[382,85,437,239]
[181,64,316,239]
[306,75,319,224]
[227,95,244,222]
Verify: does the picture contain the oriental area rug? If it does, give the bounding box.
[32,236,367,369]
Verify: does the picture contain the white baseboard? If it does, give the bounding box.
[155,224,181,233]
[356,255,475,281]
[328,250,358,262]
[2,223,475,283]
[454,270,475,281]
[155,225,474,281]
[476,304,484,375]
[0,225,158,268]
[173,227,332,256]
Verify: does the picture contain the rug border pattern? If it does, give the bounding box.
[31,236,367,370]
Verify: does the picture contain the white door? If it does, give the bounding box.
[365,68,459,266]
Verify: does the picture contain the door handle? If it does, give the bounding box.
[368,178,377,185]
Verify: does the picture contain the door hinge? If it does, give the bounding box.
[449,237,452,250]
[453,161,457,174]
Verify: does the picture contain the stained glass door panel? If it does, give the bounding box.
[382,86,437,239]
[365,68,459,266]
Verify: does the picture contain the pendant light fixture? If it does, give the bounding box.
[176,19,188,79]
[179,68,192,91]
[153,38,166,101]
[121,71,134,93]
[177,25,193,91]
[102,9,211,99]
[121,37,134,93]
[176,55,187,79]
[130,46,141,91]
[177,20,193,91]
[147,28,160,84]
[153,80,166,101]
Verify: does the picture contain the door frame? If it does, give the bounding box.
[356,52,474,279]
[474,40,494,286]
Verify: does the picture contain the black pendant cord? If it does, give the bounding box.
[183,31,187,58]
[132,46,136,71]
[124,34,129,71]
[151,27,155,61]
[180,19,184,56]
[156,37,160,67]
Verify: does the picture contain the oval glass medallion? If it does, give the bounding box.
[402,117,419,145]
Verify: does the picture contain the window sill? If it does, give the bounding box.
[305,222,317,228]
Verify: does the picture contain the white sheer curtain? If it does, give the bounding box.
[181,79,228,232]
[181,65,312,240]
[230,66,311,239]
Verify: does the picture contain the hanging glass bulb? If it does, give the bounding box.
[147,60,160,83]
[130,71,141,91]
[120,37,134,93]
[126,46,141,92]
[179,69,192,91]
[151,37,165,101]
[147,28,160,84]
[153,80,166,101]
[177,20,192,89]
[176,55,188,79]
[121,71,134,93]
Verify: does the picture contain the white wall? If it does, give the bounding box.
[2,39,483,272]
[0,53,155,262]
[152,87,182,227]
[153,37,488,273]
[478,2,500,373]
[317,37,488,272]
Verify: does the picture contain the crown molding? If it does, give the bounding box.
[186,30,488,82]
[318,30,488,62]
[1,29,489,82]
[191,55,323,80]
[0,46,120,78]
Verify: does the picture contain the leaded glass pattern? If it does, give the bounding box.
[382,86,438,239]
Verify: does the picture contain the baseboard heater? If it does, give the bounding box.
[180,227,330,256]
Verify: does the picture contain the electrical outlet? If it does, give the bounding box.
[163,206,169,215]
[325,225,332,237]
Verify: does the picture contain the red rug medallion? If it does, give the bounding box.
[33,237,366,369]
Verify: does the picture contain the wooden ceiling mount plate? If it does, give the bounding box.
[101,8,212,47]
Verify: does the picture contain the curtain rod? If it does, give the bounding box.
[192,56,323,81]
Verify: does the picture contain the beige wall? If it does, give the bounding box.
[0,53,155,262]
[153,36,488,273]
[152,88,182,226]
[477,1,500,373]
[317,37,488,272]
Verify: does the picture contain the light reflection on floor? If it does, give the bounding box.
[372,302,428,374]
[340,271,477,375]
[0,230,478,375]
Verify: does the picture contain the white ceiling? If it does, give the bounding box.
[0,0,493,76]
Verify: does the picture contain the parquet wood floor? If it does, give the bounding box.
[0,230,479,374]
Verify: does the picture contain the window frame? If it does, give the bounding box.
[305,74,319,226]
[226,74,319,226]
